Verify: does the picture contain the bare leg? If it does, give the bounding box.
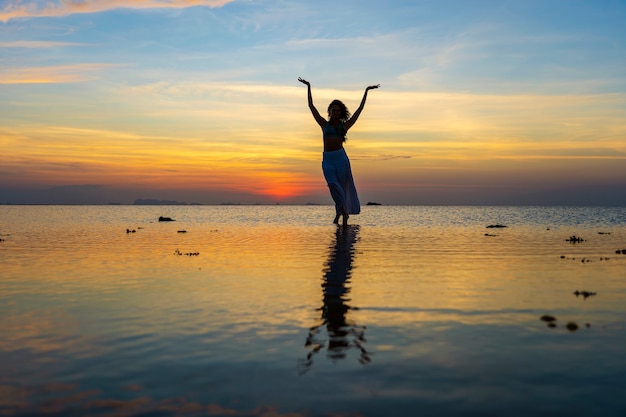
[333,213,340,224]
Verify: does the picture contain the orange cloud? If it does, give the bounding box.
[1,0,234,22]
[0,124,325,202]
[0,64,118,84]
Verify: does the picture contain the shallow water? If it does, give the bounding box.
[1,205,626,416]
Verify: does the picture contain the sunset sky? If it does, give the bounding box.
[2,0,625,205]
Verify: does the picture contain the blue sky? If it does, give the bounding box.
[1,0,625,205]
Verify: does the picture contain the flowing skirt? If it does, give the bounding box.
[322,148,360,215]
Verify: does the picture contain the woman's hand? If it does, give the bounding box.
[366,84,380,91]
[298,77,310,86]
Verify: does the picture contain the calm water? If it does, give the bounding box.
[1,205,626,417]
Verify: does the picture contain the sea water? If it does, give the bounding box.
[1,205,626,416]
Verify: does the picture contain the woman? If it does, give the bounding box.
[298,77,380,225]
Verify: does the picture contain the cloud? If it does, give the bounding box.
[0,0,234,22]
[353,154,412,161]
[0,63,120,84]
[0,41,89,48]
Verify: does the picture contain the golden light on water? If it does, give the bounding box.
[2,205,626,416]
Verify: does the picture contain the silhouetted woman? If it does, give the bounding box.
[298,78,380,225]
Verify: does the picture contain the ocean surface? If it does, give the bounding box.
[1,205,626,417]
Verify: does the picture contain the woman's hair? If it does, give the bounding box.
[327,100,350,141]
[327,100,351,121]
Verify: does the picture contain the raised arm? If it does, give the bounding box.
[344,84,380,131]
[298,77,327,128]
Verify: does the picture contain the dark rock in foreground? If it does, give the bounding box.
[574,290,597,299]
[174,249,199,256]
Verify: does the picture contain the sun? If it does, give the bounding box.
[248,173,322,202]
[257,183,308,201]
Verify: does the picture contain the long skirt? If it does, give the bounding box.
[322,148,360,215]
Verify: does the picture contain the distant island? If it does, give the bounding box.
[134,199,202,205]
[130,199,382,206]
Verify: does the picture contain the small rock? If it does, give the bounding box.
[574,290,596,299]
[566,322,579,332]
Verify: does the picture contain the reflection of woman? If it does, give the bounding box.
[300,225,370,373]
[298,78,380,225]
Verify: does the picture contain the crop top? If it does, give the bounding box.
[322,122,345,140]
